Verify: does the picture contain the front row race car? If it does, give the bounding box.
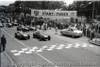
[88,38,100,46]
[33,31,51,41]
[15,31,30,40]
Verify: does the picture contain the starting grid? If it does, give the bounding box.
[11,43,94,56]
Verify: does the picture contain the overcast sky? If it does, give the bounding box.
[0,0,74,6]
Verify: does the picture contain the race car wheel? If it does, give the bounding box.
[19,36,22,40]
[15,33,17,38]
[35,29,37,31]
[28,35,30,39]
[39,37,43,41]
[48,36,51,40]
[17,27,19,31]
[33,34,36,38]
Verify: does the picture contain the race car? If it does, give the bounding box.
[12,22,18,26]
[6,23,13,27]
[15,31,30,40]
[17,25,29,32]
[26,26,36,31]
[33,31,51,41]
[60,27,83,37]
[88,38,100,46]
[0,22,4,27]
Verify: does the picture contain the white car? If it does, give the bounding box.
[60,27,83,37]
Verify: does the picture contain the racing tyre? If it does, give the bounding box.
[48,36,51,40]
[19,36,22,40]
[15,33,17,38]
[33,34,35,38]
[28,35,30,39]
[17,27,19,31]
[39,37,42,41]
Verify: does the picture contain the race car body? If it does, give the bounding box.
[12,22,18,26]
[0,22,4,27]
[88,38,100,46]
[6,23,13,27]
[15,31,30,40]
[33,31,51,41]
[17,25,29,32]
[60,27,83,37]
[26,26,36,31]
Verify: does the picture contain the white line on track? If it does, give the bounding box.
[2,29,58,67]
[74,43,80,48]
[4,52,18,67]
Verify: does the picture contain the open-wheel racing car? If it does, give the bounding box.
[15,31,30,40]
[17,25,29,32]
[88,38,100,46]
[6,23,13,27]
[12,22,18,26]
[33,31,51,41]
[26,26,37,31]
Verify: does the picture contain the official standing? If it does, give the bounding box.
[1,35,7,51]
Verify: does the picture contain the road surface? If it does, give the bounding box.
[1,25,100,67]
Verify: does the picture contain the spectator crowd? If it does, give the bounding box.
[1,12,100,40]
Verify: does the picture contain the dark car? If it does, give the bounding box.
[15,31,30,40]
[1,19,6,23]
[17,25,29,32]
[33,31,51,41]
[6,23,13,27]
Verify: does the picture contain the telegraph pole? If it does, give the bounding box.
[92,0,95,20]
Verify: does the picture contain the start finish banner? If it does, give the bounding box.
[31,9,77,20]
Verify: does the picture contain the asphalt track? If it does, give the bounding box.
[1,26,100,67]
